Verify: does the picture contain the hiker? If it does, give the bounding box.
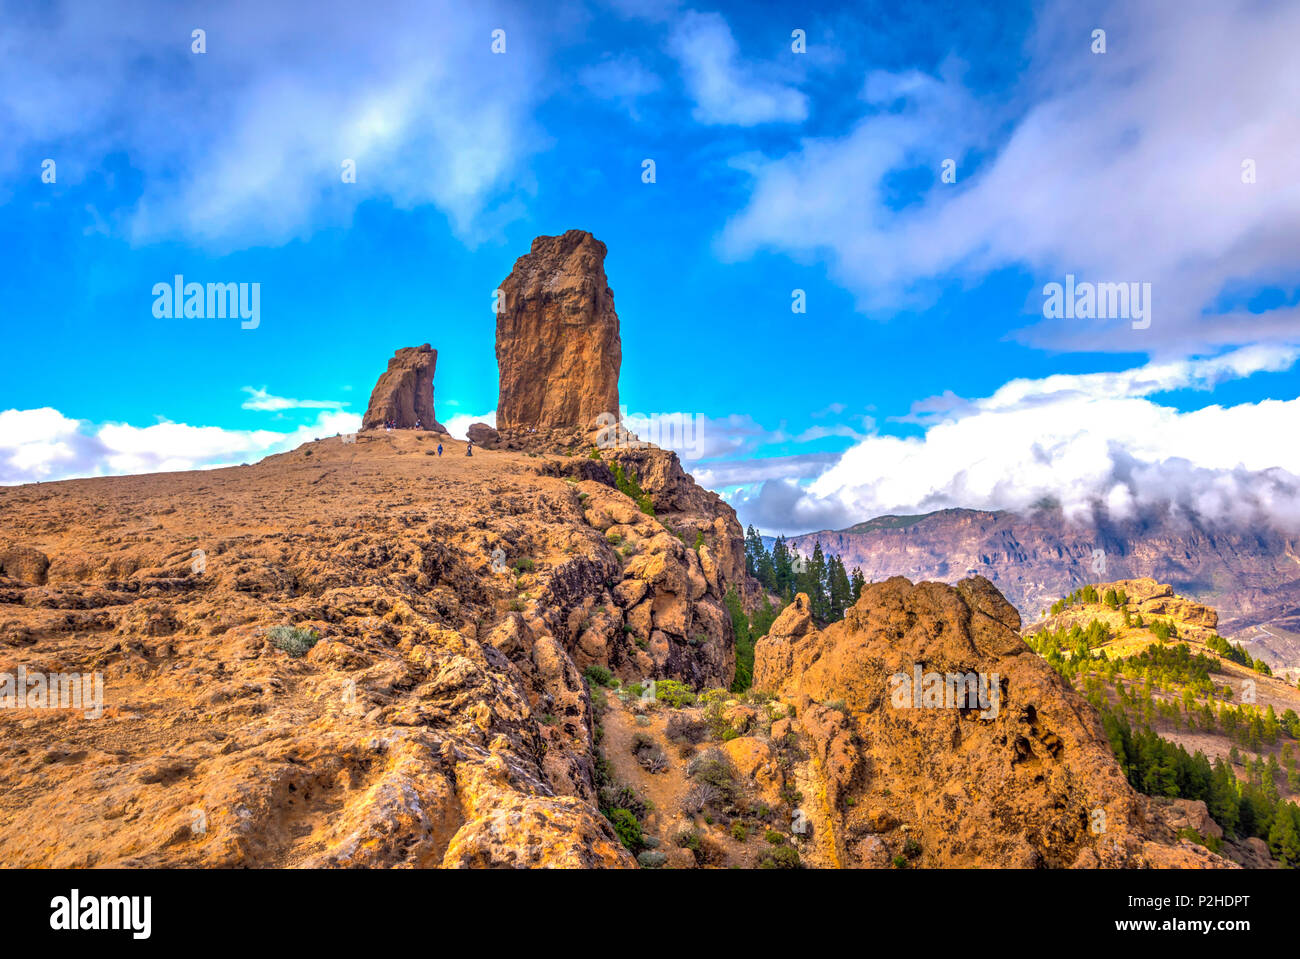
[415,418,422,430]
[466,442,473,457]
[437,443,443,456]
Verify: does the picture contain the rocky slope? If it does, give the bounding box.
[1024,577,1300,849]
[750,577,1233,867]
[788,507,1300,667]
[0,429,750,866]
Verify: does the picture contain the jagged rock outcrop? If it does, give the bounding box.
[362,344,446,431]
[495,231,620,431]
[752,577,1234,868]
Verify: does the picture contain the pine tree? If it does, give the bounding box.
[828,556,853,621]
[771,536,794,598]
[807,542,828,620]
[1267,802,1300,866]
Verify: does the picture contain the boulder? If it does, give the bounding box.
[0,546,50,585]
[466,423,500,448]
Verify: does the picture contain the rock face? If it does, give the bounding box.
[495,231,620,431]
[752,577,1233,868]
[362,344,445,431]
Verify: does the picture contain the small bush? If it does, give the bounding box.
[674,829,702,852]
[584,664,614,687]
[599,783,647,821]
[666,714,709,745]
[764,829,786,845]
[656,679,697,709]
[680,783,721,815]
[607,808,643,851]
[268,625,320,657]
[759,846,801,869]
[731,821,750,842]
[631,732,669,773]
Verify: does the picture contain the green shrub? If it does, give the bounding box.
[674,829,702,852]
[655,679,697,709]
[759,846,801,869]
[268,625,320,658]
[612,462,655,516]
[731,821,750,842]
[584,664,614,687]
[607,808,643,851]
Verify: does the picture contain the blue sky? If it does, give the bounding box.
[2,0,1299,534]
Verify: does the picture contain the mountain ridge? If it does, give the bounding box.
[781,506,1300,671]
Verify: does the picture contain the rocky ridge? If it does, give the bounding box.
[788,507,1300,667]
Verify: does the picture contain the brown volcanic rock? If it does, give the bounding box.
[466,423,500,448]
[752,577,1234,868]
[362,344,446,431]
[0,430,750,867]
[495,231,620,431]
[0,545,49,585]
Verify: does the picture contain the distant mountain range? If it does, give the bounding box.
[777,507,1300,672]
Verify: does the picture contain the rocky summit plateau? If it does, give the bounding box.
[0,232,1291,871]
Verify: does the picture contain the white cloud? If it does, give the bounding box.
[720,0,1300,355]
[579,55,663,119]
[667,11,807,126]
[0,408,361,484]
[240,387,349,412]
[0,0,546,249]
[735,347,1300,534]
[441,410,496,441]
